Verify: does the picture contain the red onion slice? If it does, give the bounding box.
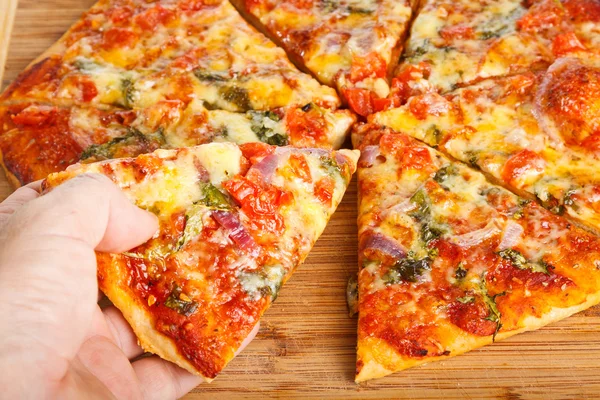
[498,220,524,250]
[359,145,381,168]
[360,232,407,261]
[212,210,260,256]
[248,153,281,184]
[451,220,502,248]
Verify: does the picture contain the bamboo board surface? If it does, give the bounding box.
[2,1,600,398]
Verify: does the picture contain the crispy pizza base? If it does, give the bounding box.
[356,294,600,382]
[97,253,213,381]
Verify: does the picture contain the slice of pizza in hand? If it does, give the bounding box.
[353,124,600,382]
[42,142,359,380]
[387,0,595,105]
[371,55,600,234]
[235,0,415,117]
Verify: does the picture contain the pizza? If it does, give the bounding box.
[0,97,354,186]
[235,0,416,117]
[352,124,600,382]
[387,0,600,108]
[0,0,355,185]
[371,55,600,234]
[42,141,359,380]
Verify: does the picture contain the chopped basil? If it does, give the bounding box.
[424,125,442,146]
[239,264,286,301]
[73,58,100,71]
[563,188,578,210]
[464,150,480,169]
[164,284,198,316]
[80,127,166,161]
[433,164,457,187]
[193,69,229,82]
[455,262,467,280]
[383,253,432,284]
[347,5,374,14]
[420,222,445,245]
[456,295,474,304]
[497,248,551,275]
[121,78,136,109]
[409,189,431,221]
[220,85,251,111]
[248,111,288,146]
[479,275,505,341]
[197,183,232,210]
[346,273,359,317]
[320,156,342,178]
[478,24,508,40]
[535,191,565,215]
[177,204,204,250]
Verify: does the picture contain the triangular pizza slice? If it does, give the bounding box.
[43,142,358,380]
[233,0,416,117]
[352,124,600,382]
[371,55,600,234]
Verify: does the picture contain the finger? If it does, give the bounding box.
[0,181,42,227]
[103,306,145,360]
[75,335,143,400]
[133,323,260,400]
[26,173,158,252]
[0,174,157,365]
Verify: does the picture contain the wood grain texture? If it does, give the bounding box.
[0,0,18,84]
[2,1,600,398]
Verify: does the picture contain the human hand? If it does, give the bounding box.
[0,174,258,399]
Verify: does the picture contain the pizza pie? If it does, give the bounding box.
[371,55,600,234]
[387,0,600,108]
[352,124,600,382]
[234,0,416,117]
[0,97,354,186]
[0,0,355,187]
[42,141,359,380]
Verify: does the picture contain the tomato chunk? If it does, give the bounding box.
[501,150,546,185]
[343,88,373,117]
[552,31,586,56]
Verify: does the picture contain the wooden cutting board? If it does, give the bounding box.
[3,1,600,398]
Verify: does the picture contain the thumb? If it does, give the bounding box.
[0,173,158,367]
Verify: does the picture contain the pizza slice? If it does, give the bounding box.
[388,0,596,106]
[353,123,600,382]
[0,0,354,144]
[234,0,416,117]
[42,141,359,380]
[0,97,354,187]
[371,55,600,234]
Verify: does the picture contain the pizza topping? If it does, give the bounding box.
[164,284,199,317]
[360,232,407,263]
[408,93,452,120]
[197,183,233,210]
[551,32,586,56]
[501,149,545,186]
[498,220,524,250]
[451,220,501,249]
[383,253,432,284]
[212,210,260,255]
[238,264,286,301]
[249,111,288,146]
[497,248,551,275]
[80,128,166,162]
[220,85,252,112]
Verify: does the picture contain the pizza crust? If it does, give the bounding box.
[356,292,600,382]
[97,253,213,382]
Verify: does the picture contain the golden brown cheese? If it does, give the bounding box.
[353,124,600,382]
[371,56,600,235]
